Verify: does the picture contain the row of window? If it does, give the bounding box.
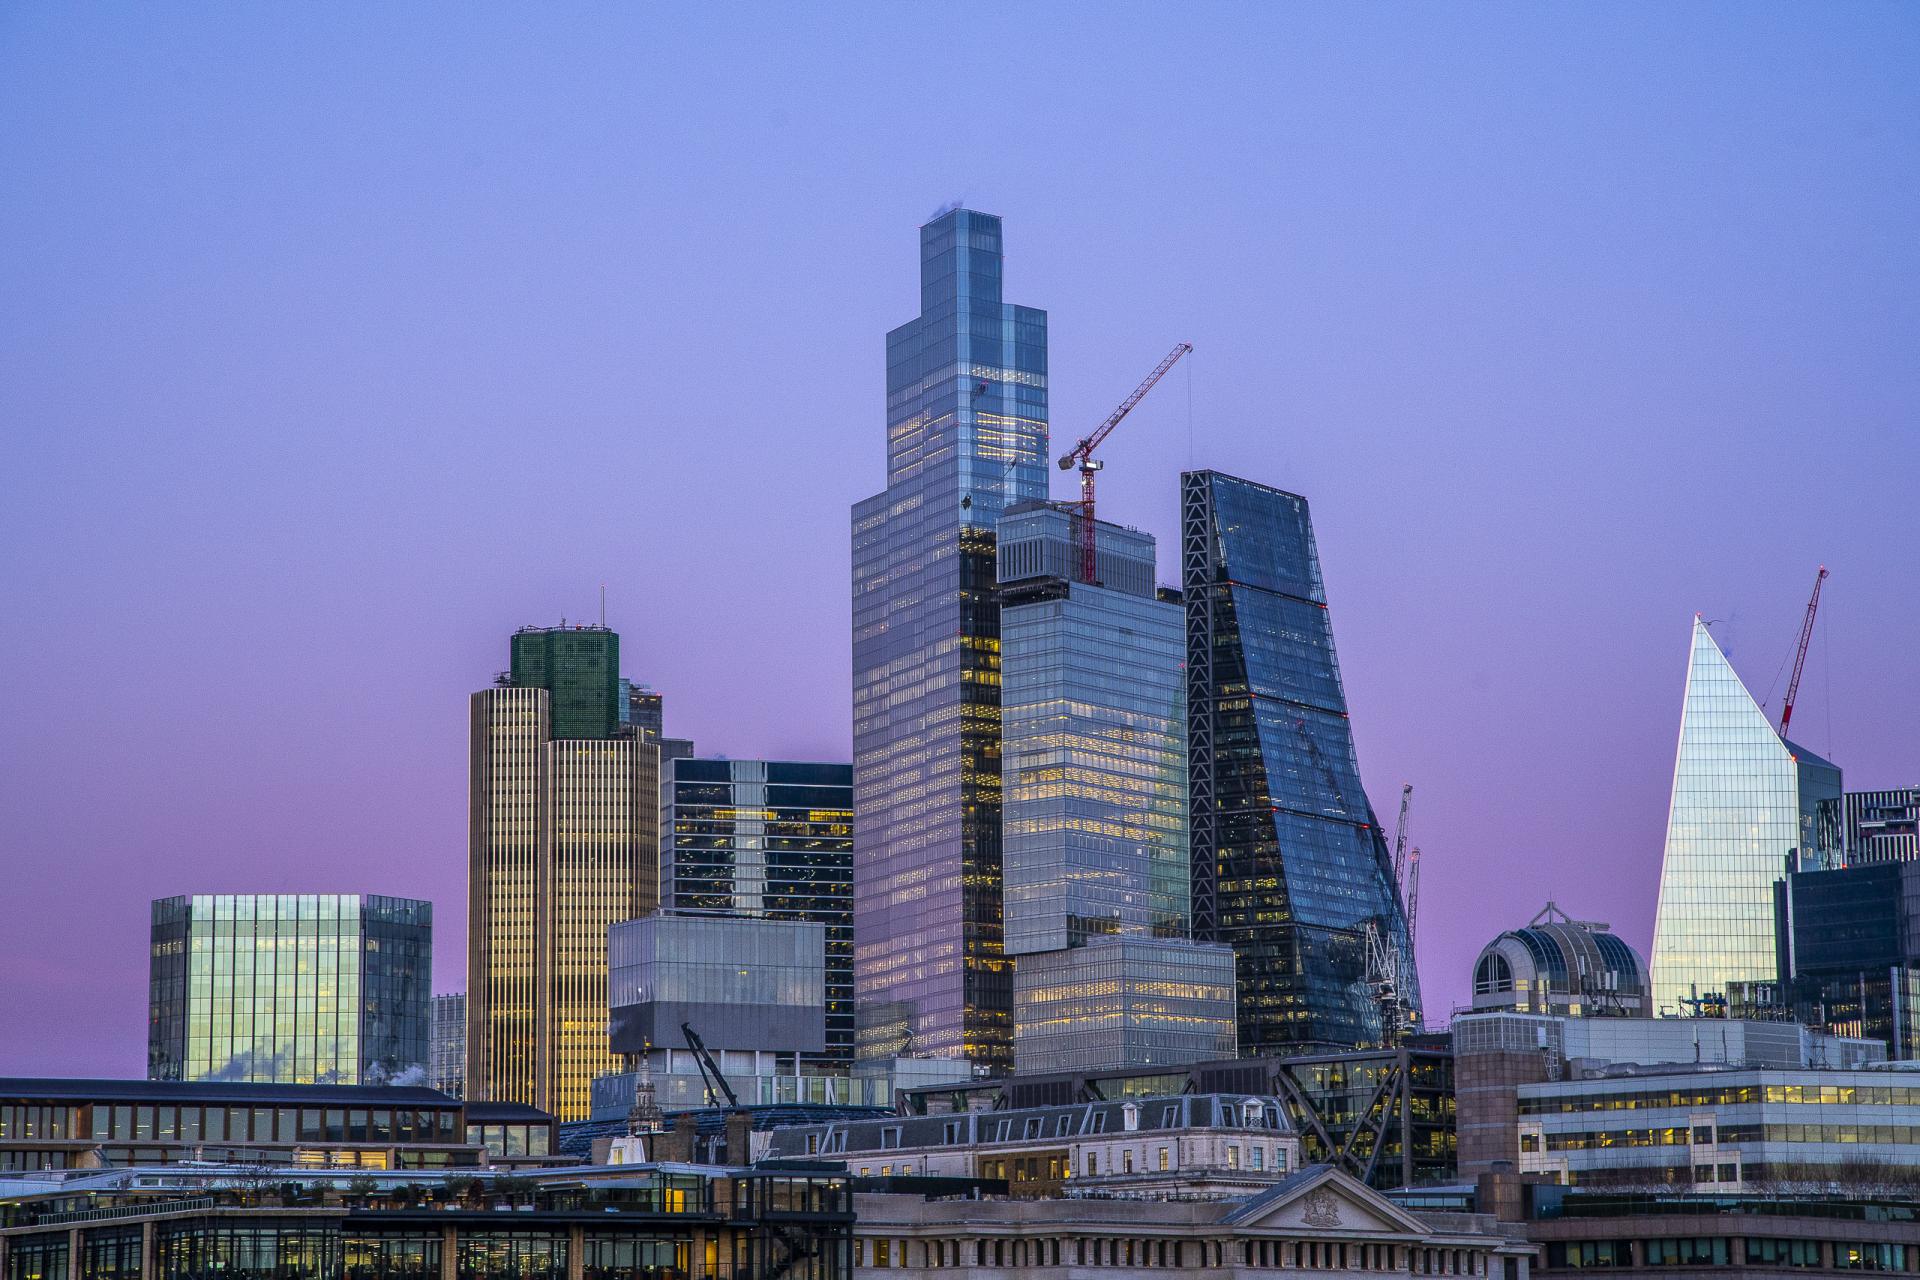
[859,1235,1486,1273]
[1521,1083,1920,1114]
[1529,1123,1920,1151]
[1546,1239,1908,1271]
[0,1103,460,1146]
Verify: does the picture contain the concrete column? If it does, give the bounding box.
[68,1227,82,1280]
[140,1221,155,1280]
[565,1225,583,1280]
[439,1224,456,1280]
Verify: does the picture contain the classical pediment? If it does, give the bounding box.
[1224,1165,1433,1237]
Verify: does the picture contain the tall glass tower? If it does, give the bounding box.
[1649,618,1842,1015]
[851,208,1047,1070]
[1183,470,1420,1053]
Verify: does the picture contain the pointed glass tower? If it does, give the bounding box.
[1649,618,1842,1015]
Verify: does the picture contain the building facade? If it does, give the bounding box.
[996,502,1237,1074]
[1470,904,1651,1018]
[147,895,430,1086]
[1846,787,1920,864]
[0,1079,498,1172]
[1452,1009,1885,1179]
[1649,618,1843,1017]
[850,208,1048,1071]
[1779,859,1920,1060]
[429,994,465,1098]
[848,1165,1529,1279]
[1513,1067,1920,1192]
[1182,469,1420,1054]
[768,1093,1299,1200]
[661,758,853,1066]
[607,912,826,1080]
[0,1162,851,1280]
[468,624,661,1122]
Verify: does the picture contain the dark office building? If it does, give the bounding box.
[1182,470,1421,1054]
[850,208,1048,1071]
[661,758,854,1067]
[1847,787,1920,864]
[1778,860,1920,1059]
[509,624,620,741]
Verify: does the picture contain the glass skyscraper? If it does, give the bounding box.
[1649,617,1842,1016]
[660,757,854,1068]
[996,503,1238,1073]
[468,624,661,1121]
[851,208,1047,1070]
[1182,470,1420,1054]
[147,894,431,1085]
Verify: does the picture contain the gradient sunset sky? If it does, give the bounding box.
[2,4,1916,1076]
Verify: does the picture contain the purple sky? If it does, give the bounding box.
[2,6,1915,1077]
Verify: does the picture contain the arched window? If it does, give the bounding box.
[1474,951,1515,994]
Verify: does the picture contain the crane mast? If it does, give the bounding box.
[1390,783,1413,886]
[1056,342,1192,584]
[1779,566,1828,738]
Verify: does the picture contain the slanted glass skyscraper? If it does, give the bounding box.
[851,208,1048,1069]
[998,503,1236,1073]
[1183,470,1420,1053]
[1649,618,1842,1015]
[468,623,661,1121]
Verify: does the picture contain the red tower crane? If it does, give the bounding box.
[1056,342,1192,584]
[1779,565,1829,738]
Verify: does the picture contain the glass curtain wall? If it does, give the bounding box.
[851,208,1047,1070]
[1182,470,1419,1053]
[147,895,431,1085]
[1649,619,1842,1015]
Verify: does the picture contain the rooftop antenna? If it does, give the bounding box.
[599,583,607,629]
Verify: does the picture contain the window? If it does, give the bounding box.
[1837,1244,1906,1271]
[1718,1163,1738,1183]
[943,1120,960,1144]
[1692,1125,1714,1144]
[1747,1238,1821,1268]
[1056,1116,1072,1137]
[1641,1239,1729,1267]
[880,1126,900,1150]
[1226,1144,1239,1169]
[1090,1113,1107,1133]
[1693,1165,1714,1183]
[1158,1146,1170,1171]
[1085,1152,1098,1176]
[1123,1150,1134,1174]
[1250,1146,1263,1170]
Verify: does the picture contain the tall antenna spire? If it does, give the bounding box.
[599,583,607,629]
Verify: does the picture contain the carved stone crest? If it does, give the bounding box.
[1301,1187,1342,1228]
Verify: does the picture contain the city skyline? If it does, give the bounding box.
[3,6,1917,1077]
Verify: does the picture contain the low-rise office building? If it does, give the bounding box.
[1453,1010,1884,1178]
[848,1163,1532,1278]
[766,1094,1301,1200]
[903,1046,1458,1191]
[1514,1067,1920,1191]
[0,1079,553,1173]
[0,1160,852,1280]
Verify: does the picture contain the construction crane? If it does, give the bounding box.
[1405,847,1422,953]
[1390,784,1413,886]
[1778,566,1828,739]
[1056,342,1192,584]
[681,1022,739,1109]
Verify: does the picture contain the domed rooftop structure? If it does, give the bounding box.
[1471,903,1650,1018]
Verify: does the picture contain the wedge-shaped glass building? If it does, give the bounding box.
[850,208,1048,1070]
[1182,470,1419,1053]
[1649,618,1842,1015]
